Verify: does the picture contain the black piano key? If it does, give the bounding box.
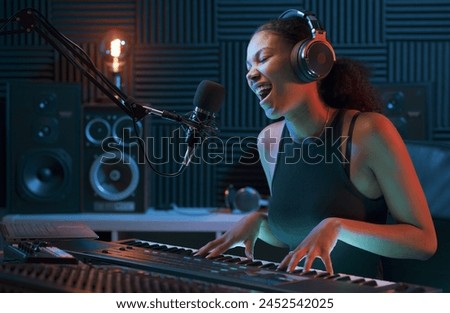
[315,272,332,278]
[259,263,278,269]
[335,275,351,281]
[161,247,181,253]
[246,261,263,267]
[211,256,234,262]
[235,259,254,265]
[118,240,136,245]
[350,278,366,284]
[151,245,168,250]
[224,257,243,263]
[128,241,147,247]
[299,270,317,276]
[209,254,226,260]
[324,274,341,279]
[177,249,195,256]
[362,280,378,286]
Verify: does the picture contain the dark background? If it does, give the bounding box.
[1,0,450,293]
[1,0,450,210]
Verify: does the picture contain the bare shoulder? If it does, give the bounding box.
[353,111,409,165]
[257,120,285,186]
[257,120,285,149]
[354,111,404,149]
[354,111,396,133]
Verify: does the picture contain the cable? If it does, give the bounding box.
[131,108,187,177]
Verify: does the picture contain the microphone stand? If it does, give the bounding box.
[0,8,207,176]
[0,8,203,126]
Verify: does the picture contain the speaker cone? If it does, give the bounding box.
[112,116,143,147]
[89,152,139,201]
[85,117,111,146]
[17,149,71,201]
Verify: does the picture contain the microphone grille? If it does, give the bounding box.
[193,80,225,113]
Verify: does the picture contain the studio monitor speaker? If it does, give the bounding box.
[82,103,147,213]
[377,83,429,140]
[6,81,82,213]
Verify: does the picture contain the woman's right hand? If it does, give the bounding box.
[195,211,266,259]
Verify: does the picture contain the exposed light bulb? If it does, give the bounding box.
[110,38,124,58]
[100,31,129,89]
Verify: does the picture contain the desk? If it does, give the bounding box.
[2,208,246,241]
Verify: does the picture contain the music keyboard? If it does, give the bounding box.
[55,238,439,293]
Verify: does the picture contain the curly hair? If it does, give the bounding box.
[254,17,382,112]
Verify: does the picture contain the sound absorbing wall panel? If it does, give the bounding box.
[1,0,450,210]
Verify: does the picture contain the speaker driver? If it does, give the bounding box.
[34,92,57,115]
[112,116,143,146]
[85,117,111,146]
[17,149,71,201]
[89,152,139,201]
[32,117,59,144]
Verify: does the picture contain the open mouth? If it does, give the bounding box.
[255,84,272,101]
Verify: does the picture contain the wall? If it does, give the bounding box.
[1,0,450,209]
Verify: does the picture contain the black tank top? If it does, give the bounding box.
[269,110,388,278]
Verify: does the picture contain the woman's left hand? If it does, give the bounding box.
[277,218,341,274]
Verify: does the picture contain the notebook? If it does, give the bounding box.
[0,221,99,242]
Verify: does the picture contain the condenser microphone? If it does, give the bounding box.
[182,80,225,166]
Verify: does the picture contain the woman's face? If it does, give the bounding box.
[246,30,306,119]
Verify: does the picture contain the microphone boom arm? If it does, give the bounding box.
[1,8,201,128]
[1,8,222,177]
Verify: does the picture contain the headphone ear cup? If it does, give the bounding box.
[290,38,336,83]
[290,39,312,83]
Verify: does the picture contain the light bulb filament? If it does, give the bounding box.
[110,38,123,58]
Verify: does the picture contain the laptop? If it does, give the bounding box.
[0,221,99,243]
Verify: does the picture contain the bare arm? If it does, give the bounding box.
[337,113,437,259]
[195,123,287,258]
[279,113,437,273]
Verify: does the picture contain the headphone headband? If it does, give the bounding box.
[279,9,324,36]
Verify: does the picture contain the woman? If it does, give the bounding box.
[196,10,437,278]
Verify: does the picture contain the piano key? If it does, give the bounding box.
[98,238,438,293]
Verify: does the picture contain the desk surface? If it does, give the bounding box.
[2,208,247,233]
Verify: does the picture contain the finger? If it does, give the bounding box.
[244,239,256,259]
[302,253,315,273]
[194,242,215,256]
[194,238,223,256]
[288,251,306,273]
[321,255,334,275]
[277,251,293,271]
[205,241,232,258]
